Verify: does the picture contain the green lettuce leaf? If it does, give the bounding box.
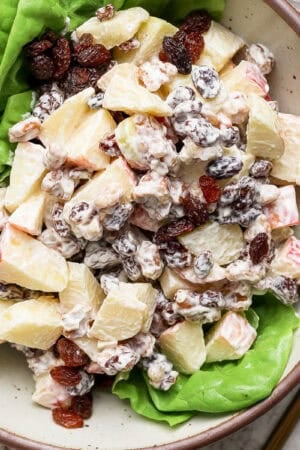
[114,370,193,426]
[113,295,299,425]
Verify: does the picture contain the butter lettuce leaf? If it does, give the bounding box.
[113,295,299,425]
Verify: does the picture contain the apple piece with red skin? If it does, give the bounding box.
[264,185,299,230]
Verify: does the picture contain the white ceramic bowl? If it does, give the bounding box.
[0,0,299,449]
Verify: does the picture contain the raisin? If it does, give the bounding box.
[25,39,53,57]
[159,50,169,63]
[271,276,298,305]
[184,31,204,63]
[206,156,243,179]
[75,44,111,67]
[182,193,209,226]
[30,55,54,80]
[249,233,269,264]
[193,251,213,278]
[50,366,82,386]
[199,175,221,203]
[121,255,142,281]
[167,86,195,109]
[220,126,241,147]
[99,134,121,157]
[60,66,101,96]
[56,338,89,367]
[52,408,84,429]
[154,217,195,244]
[180,10,212,34]
[159,240,192,269]
[70,394,93,419]
[103,203,133,231]
[249,160,273,178]
[234,177,257,210]
[51,37,71,80]
[96,4,115,21]
[88,92,104,109]
[42,30,57,43]
[110,111,128,124]
[162,36,192,75]
[192,65,220,99]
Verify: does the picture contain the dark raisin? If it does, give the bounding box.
[193,251,213,278]
[206,156,243,179]
[96,4,115,21]
[121,255,142,281]
[184,31,204,63]
[249,232,269,264]
[199,175,221,203]
[271,276,298,305]
[70,394,93,419]
[249,160,273,178]
[219,183,239,206]
[25,39,53,57]
[42,29,57,43]
[30,55,54,80]
[52,408,84,429]
[50,366,82,386]
[180,10,212,34]
[159,240,192,268]
[99,134,121,157]
[110,111,129,124]
[52,38,71,80]
[162,36,192,75]
[234,177,257,210]
[182,193,209,226]
[154,217,195,244]
[158,50,169,63]
[60,66,101,96]
[191,65,220,99]
[75,44,111,67]
[220,126,241,147]
[56,338,89,367]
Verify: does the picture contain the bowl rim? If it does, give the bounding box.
[0,363,299,450]
[0,1,300,450]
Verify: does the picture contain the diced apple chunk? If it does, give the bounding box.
[197,21,244,71]
[178,222,244,265]
[9,189,46,236]
[0,297,62,350]
[264,185,299,230]
[271,113,300,185]
[159,321,206,374]
[175,264,226,285]
[59,262,105,317]
[63,158,136,220]
[246,94,284,160]
[117,282,157,332]
[159,267,197,299]
[103,63,172,116]
[205,311,257,363]
[75,8,149,49]
[271,237,300,280]
[0,224,68,292]
[221,61,269,97]
[89,287,147,342]
[4,142,46,213]
[32,373,71,409]
[40,88,114,171]
[114,17,178,65]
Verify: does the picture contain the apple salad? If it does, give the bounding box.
[0,5,299,429]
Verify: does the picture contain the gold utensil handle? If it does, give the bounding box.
[263,391,300,450]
